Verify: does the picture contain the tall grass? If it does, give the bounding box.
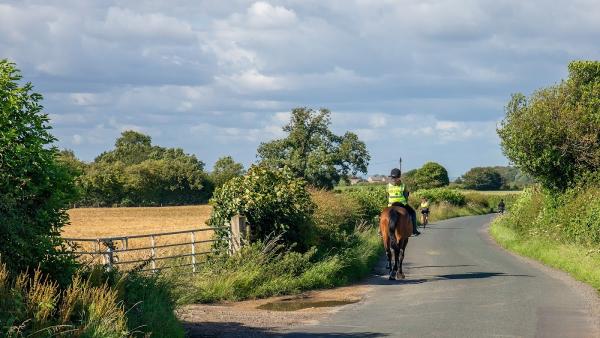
[0,261,128,337]
[0,261,184,337]
[174,226,382,304]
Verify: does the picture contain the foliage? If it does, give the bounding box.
[413,188,466,206]
[309,189,365,249]
[498,61,600,191]
[208,165,316,250]
[257,107,370,189]
[210,155,244,189]
[495,183,600,246]
[120,271,184,337]
[0,262,128,337]
[403,162,449,190]
[0,261,184,337]
[76,131,213,207]
[340,185,387,222]
[0,59,77,283]
[461,167,504,190]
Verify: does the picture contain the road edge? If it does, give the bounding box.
[480,216,600,335]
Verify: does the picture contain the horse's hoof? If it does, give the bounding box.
[400,273,406,279]
[388,275,395,280]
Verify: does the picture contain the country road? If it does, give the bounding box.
[281,214,600,338]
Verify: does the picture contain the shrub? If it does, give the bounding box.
[310,189,364,247]
[208,165,315,251]
[342,185,388,221]
[414,188,466,206]
[0,59,77,283]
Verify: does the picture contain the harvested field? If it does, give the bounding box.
[64,205,213,238]
[62,205,216,269]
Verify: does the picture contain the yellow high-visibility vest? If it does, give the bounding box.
[387,183,407,206]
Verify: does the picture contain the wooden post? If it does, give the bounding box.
[150,235,157,272]
[190,231,196,273]
[229,214,247,254]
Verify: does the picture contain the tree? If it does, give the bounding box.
[78,130,212,206]
[211,156,244,189]
[0,60,77,282]
[403,162,449,190]
[461,167,504,190]
[257,107,370,189]
[498,61,600,191]
[95,130,155,165]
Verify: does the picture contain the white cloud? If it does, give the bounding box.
[247,2,297,28]
[89,7,196,43]
[72,134,83,145]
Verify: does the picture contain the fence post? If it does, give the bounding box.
[229,214,247,254]
[150,235,157,273]
[104,246,113,272]
[190,231,196,273]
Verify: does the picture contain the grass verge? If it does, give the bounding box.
[490,216,600,292]
[172,226,382,304]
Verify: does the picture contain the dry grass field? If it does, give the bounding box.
[62,205,216,269]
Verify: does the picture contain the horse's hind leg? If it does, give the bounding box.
[396,239,408,280]
[385,247,392,270]
[390,247,399,280]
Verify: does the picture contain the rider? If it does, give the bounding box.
[387,168,420,236]
[419,197,430,224]
[498,199,505,214]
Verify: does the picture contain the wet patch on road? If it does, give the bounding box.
[257,299,359,311]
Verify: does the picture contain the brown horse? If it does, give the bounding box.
[379,206,413,280]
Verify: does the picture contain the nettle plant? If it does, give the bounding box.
[208,165,316,251]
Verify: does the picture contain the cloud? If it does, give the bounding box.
[2,0,599,176]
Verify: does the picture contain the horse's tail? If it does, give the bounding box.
[387,208,400,252]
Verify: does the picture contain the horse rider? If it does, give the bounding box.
[387,168,420,236]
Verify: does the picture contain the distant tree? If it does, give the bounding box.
[403,162,449,190]
[257,107,370,189]
[488,166,534,190]
[461,167,503,190]
[78,130,212,206]
[0,60,77,282]
[498,61,600,191]
[95,130,155,165]
[211,156,245,188]
[57,149,87,177]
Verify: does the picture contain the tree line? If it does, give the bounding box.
[59,107,371,207]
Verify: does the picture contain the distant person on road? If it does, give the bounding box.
[498,199,505,214]
[387,168,420,236]
[419,197,430,226]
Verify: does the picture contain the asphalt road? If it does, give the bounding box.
[284,214,600,338]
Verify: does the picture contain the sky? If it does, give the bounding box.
[1,0,599,178]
